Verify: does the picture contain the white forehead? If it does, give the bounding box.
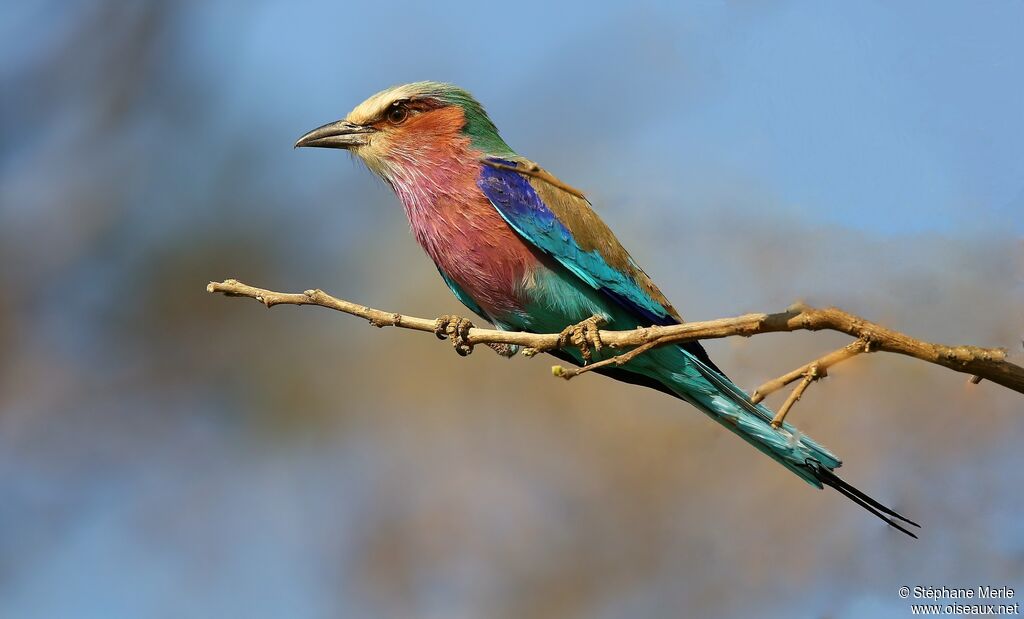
[346,82,442,125]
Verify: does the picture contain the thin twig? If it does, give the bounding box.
[206,280,1024,396]
[552,339,663,380]
[751,339,869,404]
[770,365,820,428]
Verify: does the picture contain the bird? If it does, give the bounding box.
[295,81,919,537]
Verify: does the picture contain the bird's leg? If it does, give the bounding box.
[558,314,607,364]
[434,314,475,356]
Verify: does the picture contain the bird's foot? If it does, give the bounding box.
[434,314,475,356]
[484,342,517,358]
[558,314,607,364]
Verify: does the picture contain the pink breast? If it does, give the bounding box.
[390,159,540,320]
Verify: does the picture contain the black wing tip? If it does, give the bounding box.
[805,458,921,539]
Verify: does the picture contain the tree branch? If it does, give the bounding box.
[206,279,1024,398]
[770,364,820,429]
[751,339,869,405]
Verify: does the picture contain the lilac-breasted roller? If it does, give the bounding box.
[296,82,919,537]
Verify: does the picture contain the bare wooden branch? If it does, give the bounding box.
[552,339,663,380]
[751,339,869,404]
[206,279,1024,397]
[770,364,820,429]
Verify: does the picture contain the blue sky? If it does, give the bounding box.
[166,0,1024,236]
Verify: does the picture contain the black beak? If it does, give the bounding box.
[294,120,375,149]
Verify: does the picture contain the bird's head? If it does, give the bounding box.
[295,81,513,179]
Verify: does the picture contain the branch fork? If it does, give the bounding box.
[207,279,1024,426]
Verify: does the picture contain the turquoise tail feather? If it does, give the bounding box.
[650,347,840,488]
[633,345,921,537]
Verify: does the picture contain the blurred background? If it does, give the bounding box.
[2,2,1023,617]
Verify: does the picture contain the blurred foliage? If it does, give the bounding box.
[0,2,1022,618]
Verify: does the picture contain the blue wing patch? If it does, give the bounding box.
[478,160,675,326]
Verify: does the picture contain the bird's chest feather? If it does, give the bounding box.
[389,163,539,318]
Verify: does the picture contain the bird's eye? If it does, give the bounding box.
[387,104,408,125]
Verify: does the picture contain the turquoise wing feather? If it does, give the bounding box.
[477,158,680,328]
[477,158,725,373]
[476,157,843,484]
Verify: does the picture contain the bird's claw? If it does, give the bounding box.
[434,314,474,356]
[558,314,607,364]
